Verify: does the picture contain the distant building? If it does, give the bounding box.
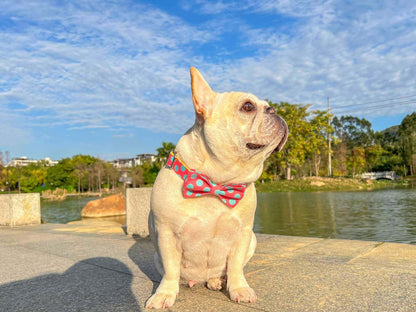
[112,153,157,168]
[7,156,58,167]
[112,158,136,168]
[136,153,157,165]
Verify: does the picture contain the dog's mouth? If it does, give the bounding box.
[246,143,266,150]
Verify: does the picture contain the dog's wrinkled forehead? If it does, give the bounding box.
[214,92,268,112]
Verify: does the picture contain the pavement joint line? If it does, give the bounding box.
[78,259,160,283]
[347,242,386,264]
[2,225,132,242]
[246,263,286,277]
[186,287,270,312]
[273,238,326,258]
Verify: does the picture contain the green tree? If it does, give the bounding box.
[106,164,120,191]
[141,161,160,185]
[365,145,385,172]
[70,155,99,192]
[398,112,416,176]
[332,115,374,148]
[19,164,47,193]
[375,125,400,154]
[268,101,312,180]
[332,142,348,177]
[156,142,176,163]
[348,147,366,178]
[5,166,18,192]
[46,158,75,188]
[309,110,333,176]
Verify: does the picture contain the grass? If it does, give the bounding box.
[255,177,409,193]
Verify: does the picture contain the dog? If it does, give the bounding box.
[146,67,288,309]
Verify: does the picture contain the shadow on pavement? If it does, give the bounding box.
[128,236,161,299]
[0,257,141,312]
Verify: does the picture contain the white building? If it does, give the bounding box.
[7,156,58,167]
[112,153,157,168]
[136,153,157,165]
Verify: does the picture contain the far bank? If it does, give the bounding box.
[255,176,411,193]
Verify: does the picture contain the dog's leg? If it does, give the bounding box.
[145,226,181,309]
[227,230,257,303]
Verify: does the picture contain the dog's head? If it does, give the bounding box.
[187,67,288,183]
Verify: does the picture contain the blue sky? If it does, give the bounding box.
[1,0,416,161]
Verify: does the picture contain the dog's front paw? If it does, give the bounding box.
[145,292,176,309]
[207,277,225,291]
[229,286,257,303]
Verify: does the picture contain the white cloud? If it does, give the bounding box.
[0,0,208,139]
[188,0,416,119]
[1,0,416,150]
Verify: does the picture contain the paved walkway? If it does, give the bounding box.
[1,222,415,311]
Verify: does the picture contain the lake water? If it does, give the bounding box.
[41,186,416,244]
[255,188,416,244]
[41,196,101,224]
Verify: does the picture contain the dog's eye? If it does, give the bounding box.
[241,102,255,112]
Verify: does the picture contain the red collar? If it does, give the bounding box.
[165,151,246,208]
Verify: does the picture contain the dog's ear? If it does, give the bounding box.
[190,67,214,120]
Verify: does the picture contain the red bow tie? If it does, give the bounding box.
[166,151,246,208]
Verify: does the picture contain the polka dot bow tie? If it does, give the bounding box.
[166,151,246,208]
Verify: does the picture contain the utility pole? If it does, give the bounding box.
[327,97,332,177]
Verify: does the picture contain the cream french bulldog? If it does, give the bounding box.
[146,67,288,309]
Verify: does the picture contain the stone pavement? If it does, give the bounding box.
[1,222,416,312]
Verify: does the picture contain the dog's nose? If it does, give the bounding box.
[265,106,275,114]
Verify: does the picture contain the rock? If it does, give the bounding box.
[81,194,126,218]
[310,181,326,187]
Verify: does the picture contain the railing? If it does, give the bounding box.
[359,171,397,180]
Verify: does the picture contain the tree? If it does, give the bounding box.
[332,141,348,176]
[73,163,85,193]
[375,125,400,154]
[141,161,160,185]
[398,112,416,176]
[46,158,75,188]
[348,147,366,178]
[71,155,97,192]
[156,142,176,163]
[365,145,385,172]
[16,165,22,193]
[309,110,333,176]
[94,159,104,193]
[5,151,10,192]
[268,101,313,180]
[19,164,47,193]
[332,115,374,148]
[130,166,144,188]
[108,165,120,191]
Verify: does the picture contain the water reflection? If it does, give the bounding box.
[41,196,100,224]
[255,189,416,244]
[41,196,127,225]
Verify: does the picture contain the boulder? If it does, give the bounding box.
[81,194,126,218]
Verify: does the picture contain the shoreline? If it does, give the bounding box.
[255,176,410,193]
[19,177,415,200]
[41,191,117,201]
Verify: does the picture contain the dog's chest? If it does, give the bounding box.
[178,204,242,246]
[177,203,242,278]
